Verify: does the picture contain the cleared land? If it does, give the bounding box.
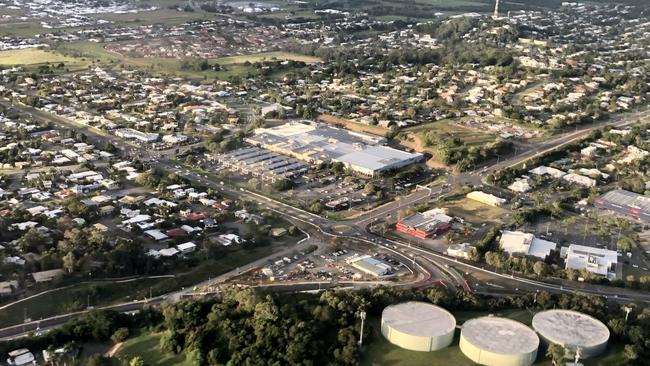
[317,114,388,136]
[397,119,497,168]
[443,197,510,224]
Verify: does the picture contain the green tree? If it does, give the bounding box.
[110,327,129,343]
[546,343,567,366]
[62,252,77,273]
[533,261,547,278]
[129,356,145,366]
[309,202,324,214]
[617,236,636,252]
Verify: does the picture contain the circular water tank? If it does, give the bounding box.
[532,309,609,358]
[460,316,539,366]
[381,301,456,352]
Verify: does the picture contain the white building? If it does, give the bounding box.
[6,349,35,366]
[564,244,618,279]
[499,231,556,259]
[467,191,506,207]
[446,243,473,259]
[176,242,197,254]
[562,173,597,187]
[508,179,532,193]
[529,166,566,178]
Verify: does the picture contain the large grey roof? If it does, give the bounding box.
[382,302,456,337]
[597,189,650,214]
[461,317,539,354]
[532,310,609,348]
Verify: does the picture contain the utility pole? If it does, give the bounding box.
[624,306,632,322]
[358,310,367,348]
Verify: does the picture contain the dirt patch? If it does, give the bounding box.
[317,114,387,136]
[444,198,510,224]
[105,342,123,357]
[398,132,448,169]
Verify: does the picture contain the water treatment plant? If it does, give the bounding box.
[381,302,456,352]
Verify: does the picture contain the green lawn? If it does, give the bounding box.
[0,48,88,68]
[0,278,161,328]
[55,41,319,79]
[0,20,45,37]
[115,331,191,366]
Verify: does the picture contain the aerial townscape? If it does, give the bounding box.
[0,0,648,365]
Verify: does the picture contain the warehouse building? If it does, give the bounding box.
[499,231,557,260]
[333,146,424,177]
[532,310,609,358]
[594,189,650,222]
[467,191,507,207]
[216,146,308,181]
[460,317,539,366]
[347,255,392,277]
[381,302,456,352]
[396,209,453,238]
[245,120,423,176]
[564,244,618,279]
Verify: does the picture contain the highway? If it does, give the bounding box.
[0,101,648,340]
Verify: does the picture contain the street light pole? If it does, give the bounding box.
[358,310,367,347]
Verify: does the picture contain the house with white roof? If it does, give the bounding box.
[176,242,197,254]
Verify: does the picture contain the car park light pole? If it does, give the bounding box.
[358,309,367,348]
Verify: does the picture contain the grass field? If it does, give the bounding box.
[0,20,45,37]
[397,119,498,168]
[55,41,319,79]
[115,332,191,366]
[403,119,498,147]
[362,308,627,366]
[0,48,88,68]
[0,278,162,328]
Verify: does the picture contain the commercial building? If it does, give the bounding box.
[562,173,597,187]
[396,209,453,239]
[594,189,650,222]
[532,310,609,358]
[245,120,423,176]
[499,231,557,260]
[347,255,392,277]
[446,243,473,259]
[381,302,456,352]
[115,128,159,143]
[460,317,539,366]
[216,146,308,181]
[333,146,424,177]
[564,244,618,279]
[467,191,506,207]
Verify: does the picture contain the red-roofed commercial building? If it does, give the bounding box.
[395,209,453,239]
